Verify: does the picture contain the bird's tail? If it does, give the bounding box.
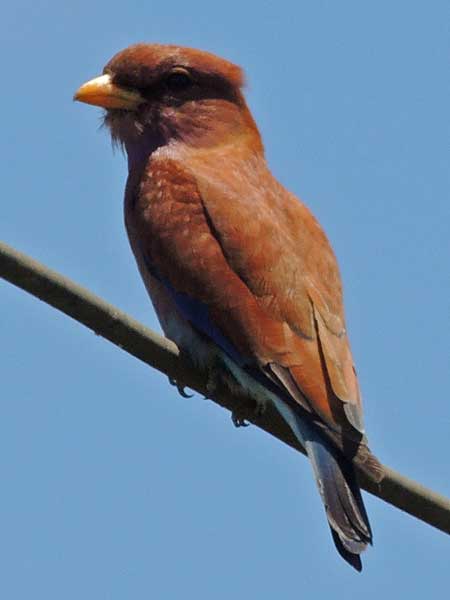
[301,423,372,571]
[272,400,372,571]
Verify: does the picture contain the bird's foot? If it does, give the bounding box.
[204,364,223,399]
[254,396,268,418]
[248,397,268,421]
[231,396,267,428]
[168,377,194,398]
[231,409,250,428]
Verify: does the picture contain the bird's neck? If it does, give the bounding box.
[165,99,263,153]
[124,100,263,173]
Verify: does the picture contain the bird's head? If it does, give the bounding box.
[74,44,263,162]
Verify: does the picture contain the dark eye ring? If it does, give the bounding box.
[165,68,193,92]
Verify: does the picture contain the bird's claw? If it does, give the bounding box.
[231,396,267,428]
[168,377,193,398]
[232,412,250,428]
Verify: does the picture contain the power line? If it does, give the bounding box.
[1,240,449,535]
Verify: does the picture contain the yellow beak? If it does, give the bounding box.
[73,74,144,110]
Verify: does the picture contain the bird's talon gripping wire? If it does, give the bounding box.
[169,377,193,398]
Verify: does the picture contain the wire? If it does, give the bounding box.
[1,240,449,535]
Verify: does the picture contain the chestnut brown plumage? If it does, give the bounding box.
[74,43,382,571]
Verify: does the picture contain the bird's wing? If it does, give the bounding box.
[132,155,364,436]
[195,157,364,435]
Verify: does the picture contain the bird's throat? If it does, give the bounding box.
[125,130,165,174]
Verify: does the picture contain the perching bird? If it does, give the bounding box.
[74,43,382,571]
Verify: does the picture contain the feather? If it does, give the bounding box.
[262,395,371,570]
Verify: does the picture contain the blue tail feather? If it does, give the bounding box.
[273,400,372,571]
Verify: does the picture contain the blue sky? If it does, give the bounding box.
[1,1,449,597]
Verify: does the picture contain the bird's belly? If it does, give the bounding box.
[145,270,215,370]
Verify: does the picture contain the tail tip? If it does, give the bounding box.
[331,529,364,572]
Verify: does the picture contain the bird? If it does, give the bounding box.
[74,43,382,571]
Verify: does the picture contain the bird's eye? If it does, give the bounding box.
[165,68,193,92]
